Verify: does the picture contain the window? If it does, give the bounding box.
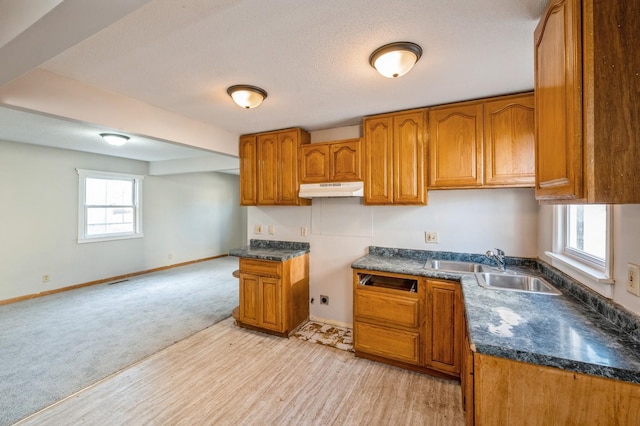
[77,169,144,243]
[548,204,613,296]
[565,205,607,267]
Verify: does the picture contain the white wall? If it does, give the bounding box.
[538,204,640,316]
[0,140,243,301]
[247,188,539,326]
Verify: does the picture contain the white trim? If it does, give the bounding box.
[77,169,144,243]
[551,205,614,298]
[76,169,145,181]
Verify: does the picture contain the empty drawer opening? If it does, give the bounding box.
[358,274,417,292]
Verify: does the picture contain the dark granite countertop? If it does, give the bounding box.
[351,246,640,384]
[229,239,310,262]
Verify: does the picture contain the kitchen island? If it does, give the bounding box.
[229,240,310,337]
[352,246,640,425]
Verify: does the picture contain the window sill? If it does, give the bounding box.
[78,233,144,244]
[544,251,614,298]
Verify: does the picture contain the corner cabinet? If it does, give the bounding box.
[428,93,534,189]
[239,128,311,206]
[534,0,640,203]
[237,255,309,336]
[299,138,362,183]
[353,271,462,379]
[363,109,427,205]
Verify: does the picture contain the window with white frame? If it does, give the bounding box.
[548,204,613,295]
[77,169,144,243]
[565,205,607,269]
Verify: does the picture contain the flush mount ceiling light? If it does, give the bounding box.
[100,133,129,146]
[227,85,268,109]
[369,41,423,78]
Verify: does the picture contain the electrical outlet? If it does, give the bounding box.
[425,231,439,244]
[168,253,173,260]
[268,225,275,235]
[627,263,640,296]
[301,226,308,236]
[42,275,50,283]
[320,295,329,305]
[254,224,263,234]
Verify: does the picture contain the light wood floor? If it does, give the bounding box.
[18,318,465,425]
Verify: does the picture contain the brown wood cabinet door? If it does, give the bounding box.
[364,116,394,204]
[259,276,282,332]
[484,94,535,187]
[534,0,583,200]
[300,144,330,183]
[425,280,462,375]
[330,139,362,181]
[393,111,426,204]
[239,274,260,326]
[257,133,278,205]
[239,135,257,205]
[429,103,484,188]
[278,130,300,205]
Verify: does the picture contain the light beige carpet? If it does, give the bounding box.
[1,257,239,426]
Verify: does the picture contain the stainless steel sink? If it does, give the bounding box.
[425,259,494,273]
[475,272,561,295]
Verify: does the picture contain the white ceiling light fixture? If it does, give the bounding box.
[369,41,423,78]
[100,133,129,146]
[227,85,268,109]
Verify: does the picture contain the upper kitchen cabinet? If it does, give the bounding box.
[484,94,535,187]
[428,93,535,189]
[429,102,484,188]
[363,109,427,205]
[239,135,257,205]
[299,138,362,183]
[239,128,311,206]
[534,0,640,203]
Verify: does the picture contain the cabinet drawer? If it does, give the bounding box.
[354,290,420,328]
[355,322,421,365]
[239,258,282,277]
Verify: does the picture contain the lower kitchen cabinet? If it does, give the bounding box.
[461,317,640,426]
[424,279,463,375]
[237,254,309,336]
[353,270,462,379]
[466,353,640,425]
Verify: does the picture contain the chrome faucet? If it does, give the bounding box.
[486,248,506,271]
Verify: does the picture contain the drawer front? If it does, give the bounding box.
[355,322,421,365]
[239,258,282,277]
[354,290,420,328]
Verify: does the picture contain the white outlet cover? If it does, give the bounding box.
[628,263,640,296]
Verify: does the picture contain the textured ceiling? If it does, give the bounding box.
[0,0,549,165]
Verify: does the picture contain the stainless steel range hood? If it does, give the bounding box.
[299,181,364,198]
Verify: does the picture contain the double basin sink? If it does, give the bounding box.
[425,260,561,295]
